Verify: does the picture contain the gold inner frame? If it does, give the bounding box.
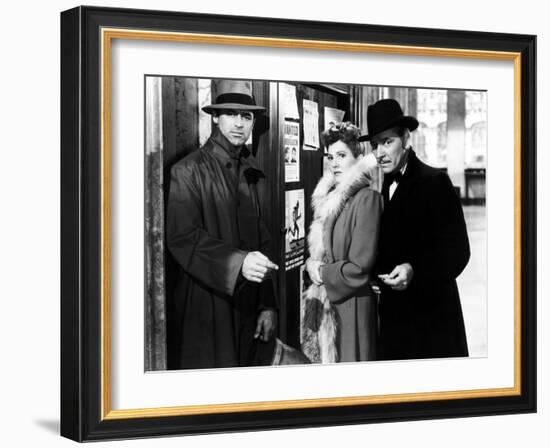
[100,28,522,420]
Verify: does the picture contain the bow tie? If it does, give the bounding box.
[385,171,403,185]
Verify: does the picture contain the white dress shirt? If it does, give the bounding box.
[389,162,408,200]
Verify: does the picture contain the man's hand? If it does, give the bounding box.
[378,263,414,291]
[254,309,277,342]
[306,258,324,285]
[242,251,278,283]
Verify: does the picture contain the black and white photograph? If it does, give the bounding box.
[144,76,487,371]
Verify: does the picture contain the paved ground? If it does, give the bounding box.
[458,205,487,357]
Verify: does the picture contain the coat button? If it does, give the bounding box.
[226,162,232,169]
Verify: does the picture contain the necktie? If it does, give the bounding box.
[383,171,403,202]
[385,170,403,185]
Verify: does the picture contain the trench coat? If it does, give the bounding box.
[166,128,276,369]
[377,149,470,360]
[320,187,383,362]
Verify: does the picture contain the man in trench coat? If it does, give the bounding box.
[360,99,471,360]
[166,80,279,369]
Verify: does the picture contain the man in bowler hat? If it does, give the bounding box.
[166,80,279,369]
[361,98,470,360]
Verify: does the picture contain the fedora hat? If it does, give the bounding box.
[359,98,419,142]
[202,80,266,114]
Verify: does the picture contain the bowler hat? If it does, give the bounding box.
[202,80,266,114]
[359,98,419,142]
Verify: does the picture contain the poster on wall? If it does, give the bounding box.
[284,120,300,183]
[324,106,346,130]
[285,188,305,270]
[303,99,320,150]
[280,82,300,120]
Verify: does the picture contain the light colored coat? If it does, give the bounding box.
[302,154,382,363]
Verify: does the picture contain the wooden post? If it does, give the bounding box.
[145,77,167,371]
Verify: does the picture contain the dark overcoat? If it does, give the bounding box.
[166,128,276,369]
[377,149,470,360]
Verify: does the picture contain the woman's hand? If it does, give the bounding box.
[306,258,324,285]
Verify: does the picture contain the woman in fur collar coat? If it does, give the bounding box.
[303,122,382,363]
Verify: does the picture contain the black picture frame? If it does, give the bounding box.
[61,5,536,442]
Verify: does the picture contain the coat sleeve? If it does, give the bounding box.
[320,190,382,303]
[166,162,247,297]
[409,172,470,285]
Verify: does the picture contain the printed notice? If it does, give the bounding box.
[280,83,300,120]
[324,106,346,130]
[303,99,320,150]
[284,120,300,183]
[285,189,305,271]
